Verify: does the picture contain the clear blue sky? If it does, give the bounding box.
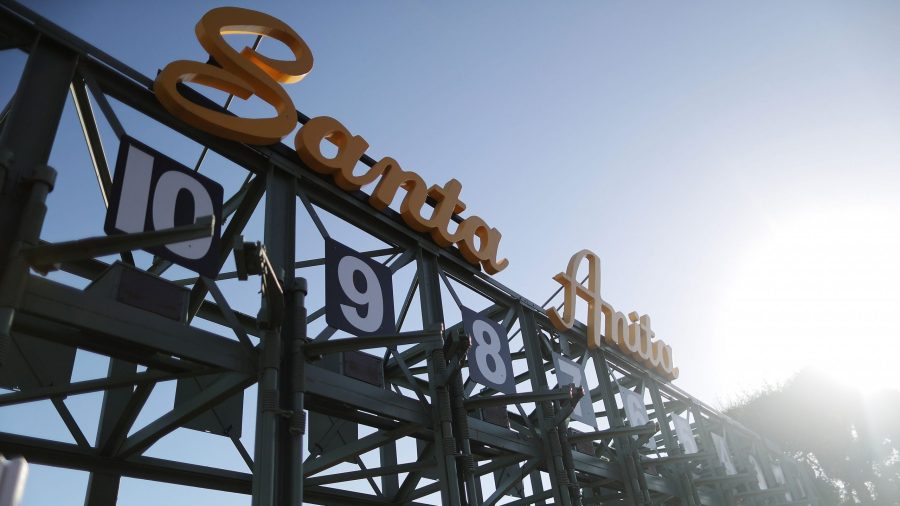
[4,1,900,504]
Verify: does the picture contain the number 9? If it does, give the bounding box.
[337,255,384,334]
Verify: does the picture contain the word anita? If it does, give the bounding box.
[154,7,508,274]
[547,250,679,380]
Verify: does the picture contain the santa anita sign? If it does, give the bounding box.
[153,7,678,380]
[154,7,508,275]
[547,250,679,380]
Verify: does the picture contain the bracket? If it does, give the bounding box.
[232,237,284,328]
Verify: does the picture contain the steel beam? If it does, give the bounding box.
[518,305,575,506]
[0,26,77,376]
[262,164,303,506]
[0,367,198,407]
[647,378,699,505]
[0,431,253,494]
[118,372,253,458]
[690,403,732,505]
[84,359,138,506]
[17,275,255,373]
[0,4,823,506]
[592,349,648,505]
[417,250,464,505]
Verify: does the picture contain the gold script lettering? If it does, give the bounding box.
[294,115,508,274]
[154,7,313,145]
[157,9,509,274]
[546,250,679,381]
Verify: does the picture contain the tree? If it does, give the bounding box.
[724,368,900,505]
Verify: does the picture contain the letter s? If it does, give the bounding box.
[154,7,313,145]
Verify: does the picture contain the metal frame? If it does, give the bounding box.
[0,2,820,505]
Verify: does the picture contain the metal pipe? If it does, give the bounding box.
[251,329,280,506]
[289,278,307,505]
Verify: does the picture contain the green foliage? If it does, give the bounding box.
[725,369,900,505]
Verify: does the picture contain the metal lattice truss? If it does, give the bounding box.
[0,2,820,505]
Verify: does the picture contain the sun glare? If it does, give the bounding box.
[718,204,900,394]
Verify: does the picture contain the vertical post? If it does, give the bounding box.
[287,278,307,506]
[518,306,574,506]
[795,462,821,506]
[379,419,399,499]
[591,350,648,505]
[252,166,297,505]
[752,444,777,497]
[646,378,697,506]
[0,35,76,367]
[271,167,298,506]
[416,250,463,505]
[555,402,582,504]
[689,403,731,505]
[84,359,137,505]
[252,268,280,502]
[380,351,398,499]
[449,363,479,504]
[780,460,802,504]
[528,468,545,506]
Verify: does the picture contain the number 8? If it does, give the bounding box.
[338,255,384,333]
[472,319,507,385]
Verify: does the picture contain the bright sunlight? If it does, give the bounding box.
[718,203,900,392]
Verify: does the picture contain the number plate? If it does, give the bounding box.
[325,239,396,336]
[462,307,515,394]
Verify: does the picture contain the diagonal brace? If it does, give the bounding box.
[304,423,420,477]
[117,371,252,458]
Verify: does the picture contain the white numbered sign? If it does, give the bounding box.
[672,413,698,454]
[552,353,596,428]
[711,432,737,475]
[462,307,515,394]
[749,455,768,490]
[104,136,223,277]
[325,239,396,336]
[620,388,657,450]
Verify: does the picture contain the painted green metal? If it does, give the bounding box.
[0,2,822,505]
